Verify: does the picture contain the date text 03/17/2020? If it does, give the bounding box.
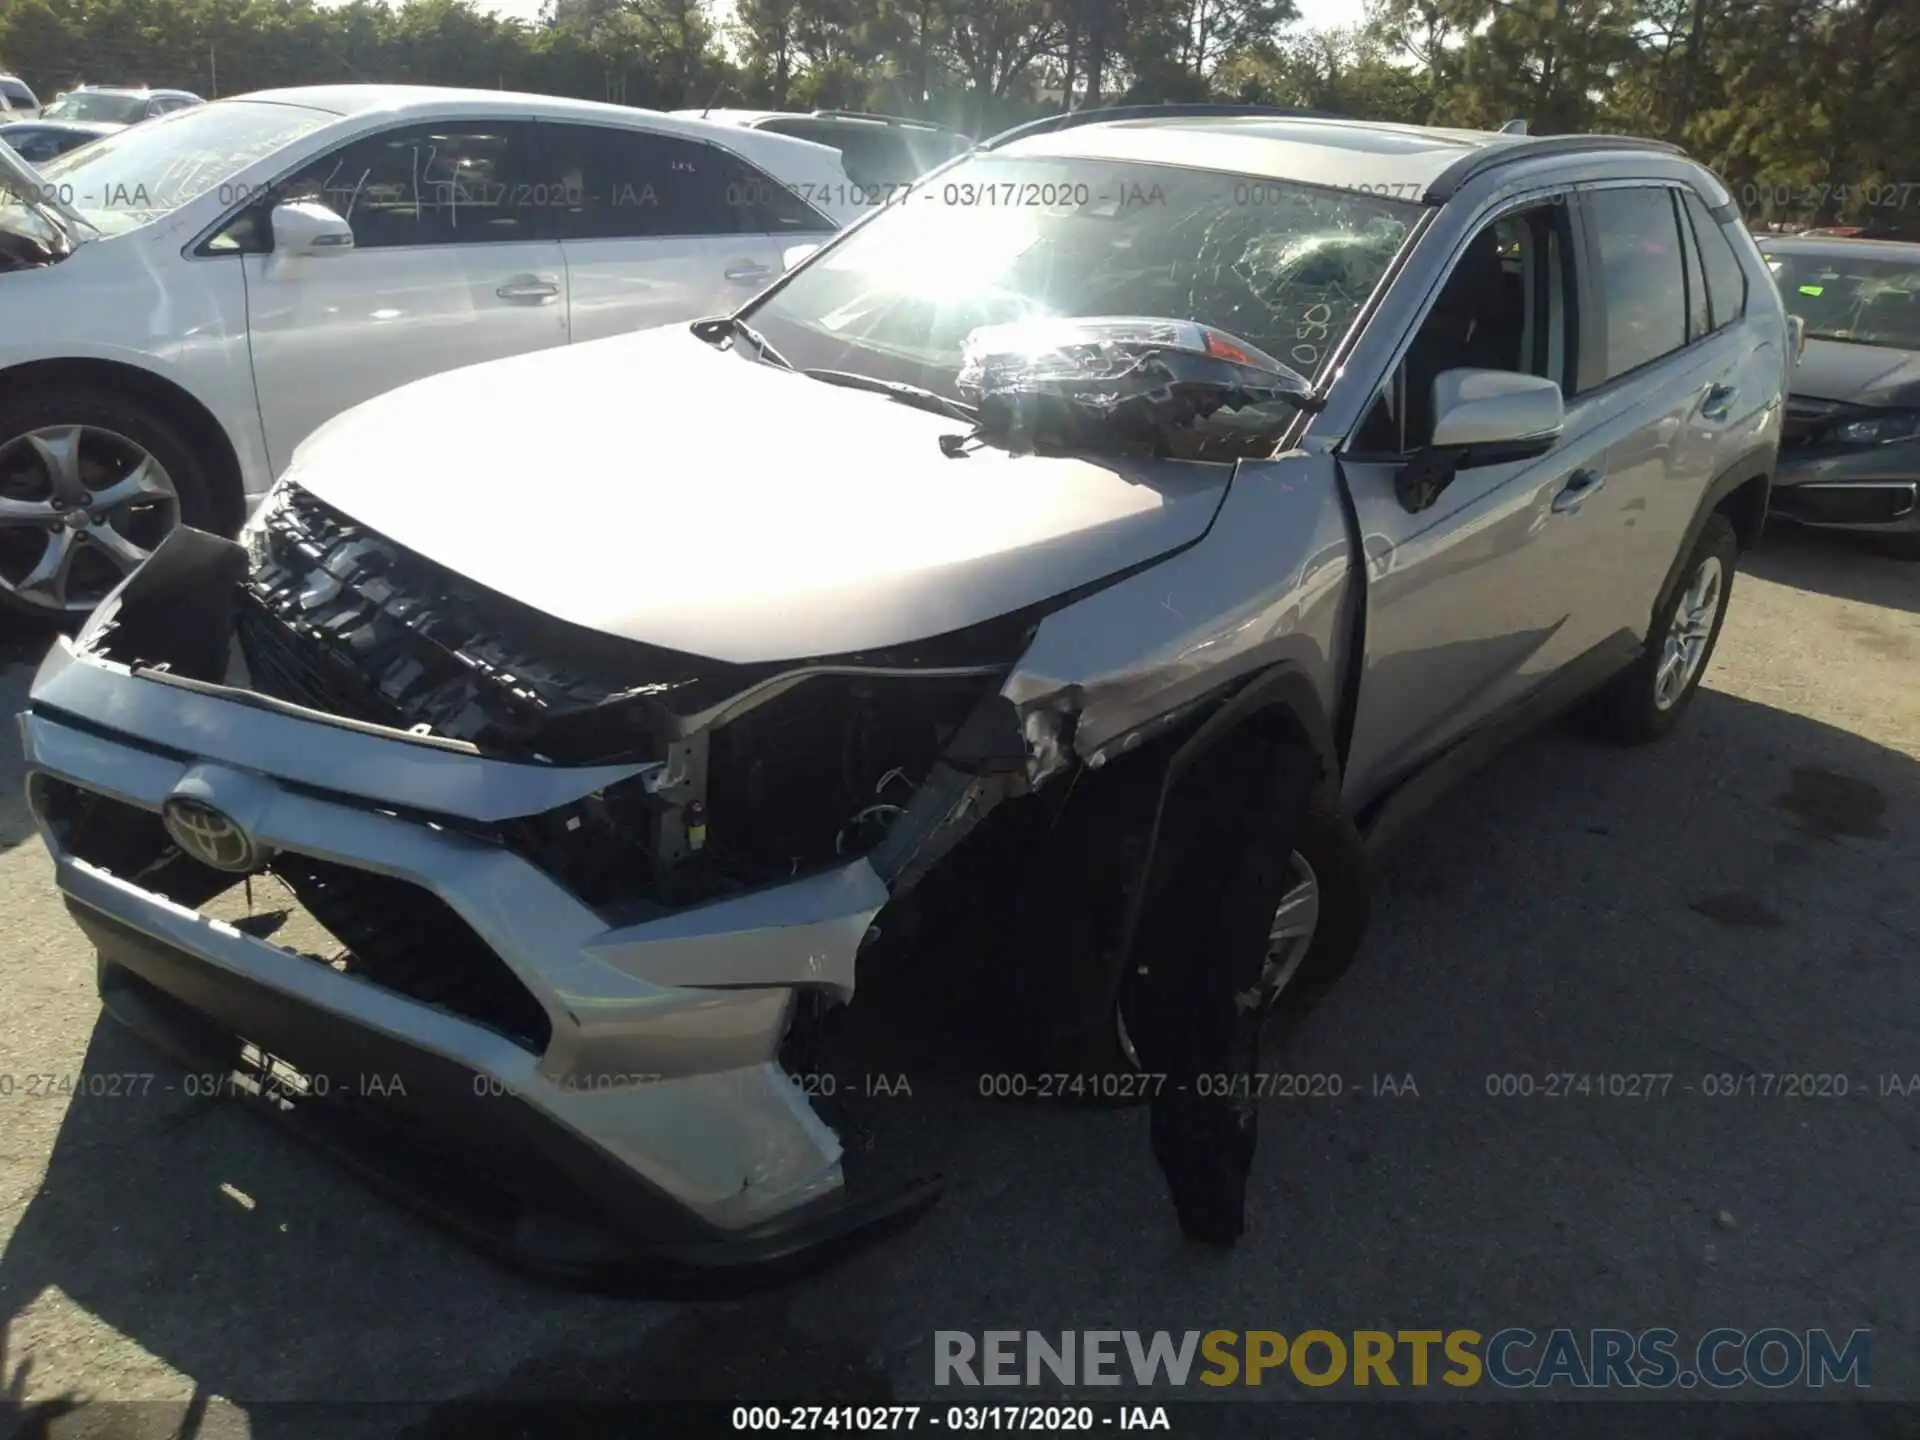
[730,1405,1173,1432]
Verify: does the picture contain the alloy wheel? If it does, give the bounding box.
[1653,554,1724,711]
[1114,849,1321,1067]
[1255,850,1321,1007]
[0,424,179,613]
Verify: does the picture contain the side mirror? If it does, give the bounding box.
[270,200,354,257]
[1397,369,1565,512]
[782,241,821,273]
[1787,314,1808,364]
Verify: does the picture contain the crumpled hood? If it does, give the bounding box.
[284,324,1235,665]
[1792,339,1920,408]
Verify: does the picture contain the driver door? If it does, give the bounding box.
[239,119,569,475]
[1339,197,1620,808]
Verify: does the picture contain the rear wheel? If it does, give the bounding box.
[0,387,216,619]
[1585,513,1738,745]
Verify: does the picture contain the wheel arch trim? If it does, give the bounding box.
[1108,661,1342,981]
[0,352,257,536]
[1653,446,1772,629]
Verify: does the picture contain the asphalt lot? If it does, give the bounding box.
[0,524,1914,1437]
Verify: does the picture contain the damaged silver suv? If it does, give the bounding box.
[19,104,1788,1281]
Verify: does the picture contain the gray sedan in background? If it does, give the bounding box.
[1760,236,1920,555]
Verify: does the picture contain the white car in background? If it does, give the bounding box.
[674,108,974,192]
[0,73,42,120]
[0,84,856,617]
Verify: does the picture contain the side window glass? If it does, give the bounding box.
[1586,186,1689,383]
[1678,192,1709,343]
[1354,204,1568,456]
[833,130,919,190]
[1683,190,1748,331]
[708,147,837,234]
[274,122,542,249]
[545,125,747,239]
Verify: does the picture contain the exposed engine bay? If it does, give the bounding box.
[118,485,1036,920]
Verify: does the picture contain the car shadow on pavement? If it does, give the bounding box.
[0,682,1914,1436]
[1747,524,1920,614]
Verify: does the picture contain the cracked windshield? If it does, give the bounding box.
[746,155,1420,400]
[1766,250,1920,350]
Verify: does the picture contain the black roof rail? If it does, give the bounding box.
[1425,133,1691,200]
[979,102,1350,151]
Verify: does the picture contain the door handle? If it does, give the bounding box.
[1551,467,1607,513]
[495,277,560,302]
[723,262,773,284]
[1699,383,1737,421]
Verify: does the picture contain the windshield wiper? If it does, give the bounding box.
[801,369,981,425]
[690,314,791,369]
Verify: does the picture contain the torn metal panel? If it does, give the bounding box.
[30,639,654,823]
[866,763,1006,895]
[999,454,1358,771]
[584,859,890,1000]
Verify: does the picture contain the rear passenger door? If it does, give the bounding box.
[540,122,832,343]
[1568,184,1751,646]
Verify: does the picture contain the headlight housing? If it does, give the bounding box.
[1827,410,1920,446]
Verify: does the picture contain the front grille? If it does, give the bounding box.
[1772,482,1918,526]
[271,854,553,1053]
[239,485,714,755]
[36,776,551,1053]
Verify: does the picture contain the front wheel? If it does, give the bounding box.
[0,387,216,620]
[1584,513,1739,745]
[1116,795,1370,1073]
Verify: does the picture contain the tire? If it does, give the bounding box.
[1002,768,1371,1108]
[1263,794,1371,1027]
[1584,512,1739,745]
[0,385,218,621]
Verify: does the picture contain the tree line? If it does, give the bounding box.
[4,0,1916,231]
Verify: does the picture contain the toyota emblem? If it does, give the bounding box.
[161,797,261,873]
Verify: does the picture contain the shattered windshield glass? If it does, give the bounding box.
[34,99,334,234]
[1765,249,1920,351]
[743,154,1421,403]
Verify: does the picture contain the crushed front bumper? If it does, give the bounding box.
[20,637,942,1290]
[1772,444,1920,537]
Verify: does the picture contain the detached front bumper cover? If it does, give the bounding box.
[20,533,946,1289]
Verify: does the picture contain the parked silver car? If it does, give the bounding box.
[18,104,1786,1283]
[1759,235,1920,555]
[37,85,204,125]
[674,108,973,192]
[0,73,42,121]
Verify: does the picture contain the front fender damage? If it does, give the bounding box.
[31,507,1314,1287]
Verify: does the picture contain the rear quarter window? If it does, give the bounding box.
[1681,190,1749,330]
